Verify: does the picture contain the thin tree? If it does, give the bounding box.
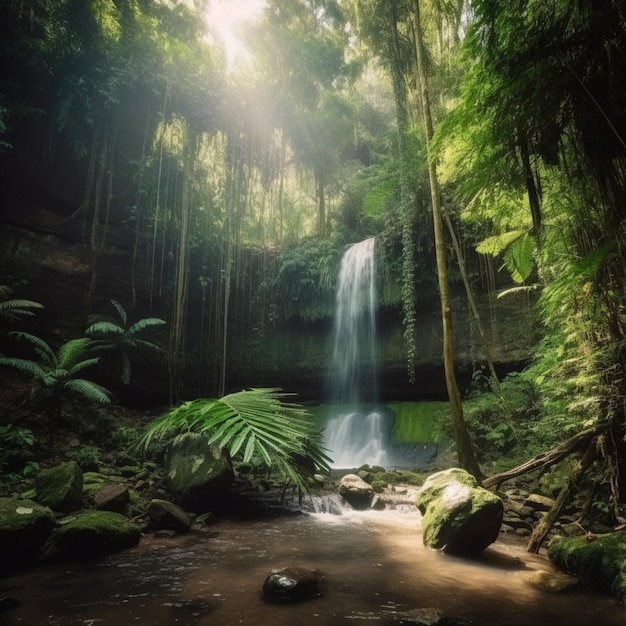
[412,0,482,479]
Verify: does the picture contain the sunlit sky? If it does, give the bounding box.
[208,0,266,67]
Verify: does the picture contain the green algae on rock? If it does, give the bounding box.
[40,510,140,561]
[547,530,626,603]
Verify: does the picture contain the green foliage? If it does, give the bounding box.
[0,425,38,493]
[0,333,111,425]
[388,402,452,444]
[278,237,342,321]
[0,424,34,450]
[0,286,43,324]
[136,388,331,493]
[476,230,536,284]
[66,445,100,471]
[86,300,166,386]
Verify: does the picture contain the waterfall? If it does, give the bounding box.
[324,238,390,468]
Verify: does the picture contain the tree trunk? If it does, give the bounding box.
[412,0,482,479]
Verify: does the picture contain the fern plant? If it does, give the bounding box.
[0,333,111,438]
[0,285,43,324]
[85,299,166,387]
[136,388,331,493]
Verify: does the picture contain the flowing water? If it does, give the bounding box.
[1,505,622,625]
[324,238,392,468]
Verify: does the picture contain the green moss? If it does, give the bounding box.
[370,480,385,493]
[387,402,451,444]
[36,461,83,513]
[548,531,626,599]
[41,510,140,561]
[0,497,56,571]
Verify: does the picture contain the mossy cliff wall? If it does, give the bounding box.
[0,206,535,404]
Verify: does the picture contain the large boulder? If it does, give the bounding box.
[415,468,503,554]
[36,461,83,513]
[166,433,234,513]
[547,530,626,603]
[338,474,374,510]
[40,510,141,561]
[0,497,56,573]
[147,499,191,533]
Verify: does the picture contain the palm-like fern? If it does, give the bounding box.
[0,333,111,428]
[85,299,166,386]
[0,285,43,323]
[136,388,331,493]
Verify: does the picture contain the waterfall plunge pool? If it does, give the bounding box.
[1,507,622,625]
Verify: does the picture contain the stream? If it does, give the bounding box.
[1,504,623,625]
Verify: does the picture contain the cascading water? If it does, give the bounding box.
[324,237,390,468]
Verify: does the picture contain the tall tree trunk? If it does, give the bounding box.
[412,0,482,479]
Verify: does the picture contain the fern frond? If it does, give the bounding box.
[68,357,101,376]
[7,331,55,365]
[57,338,93,370]
[110,300,128,327]
[128,318,166,335]
[63,378,111,403]
[85,321,124,338]
[0,357,47,380]
[475,230,526,256]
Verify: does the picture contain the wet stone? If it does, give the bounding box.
[262,567,321,603]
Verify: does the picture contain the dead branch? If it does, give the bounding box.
[526,441,597,553]
[482,423,610,489]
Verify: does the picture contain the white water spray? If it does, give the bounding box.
[324,238,390,468]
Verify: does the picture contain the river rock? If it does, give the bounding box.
[415,468,503,554]
[262,567,321,603]
[166,432,234,513]
[40,510,141,561]
[36,461,83,513]
[524,493,556,512]
[147,498,191,533]
[339,473,374,509]
[93,483,129,513]
[525,569,580,592]
[547,530,626,603]
[0,497,56,573]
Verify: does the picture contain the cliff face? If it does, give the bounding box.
[0,197,536,406]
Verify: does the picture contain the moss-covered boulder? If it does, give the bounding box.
[166,433,234,513]
[147,499,191,533]
[0,497,56,573]
[547,531,626,603]
[40,510,141,561]
[36,461,83,513]
[415,468,503,555]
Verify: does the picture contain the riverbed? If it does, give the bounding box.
[1,506,623,625]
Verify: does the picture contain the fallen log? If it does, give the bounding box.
[482,423,610,490]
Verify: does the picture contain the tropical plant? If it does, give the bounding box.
[0,333,111,437]
[136,387,331,493]
[0,285,43,324]
[85,299,166,387]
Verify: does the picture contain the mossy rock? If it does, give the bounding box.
[40,510,141,561]
[36,461,83,513]
[0,497,56,573]
[547,531,626,602]
[416,468,503,555]
[166,432,234,513]
[147,499,191,533]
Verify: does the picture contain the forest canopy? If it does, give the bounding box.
[0,0,625,508]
